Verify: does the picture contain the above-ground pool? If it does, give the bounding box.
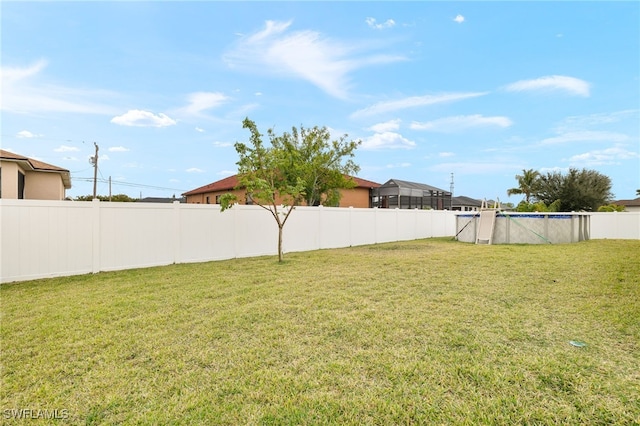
[455,212,590,244]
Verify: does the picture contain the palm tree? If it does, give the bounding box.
[507,169,541,203]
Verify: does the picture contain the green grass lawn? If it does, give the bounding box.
[1,239,639,425]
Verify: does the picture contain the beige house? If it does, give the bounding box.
[0,150,71,200]
[183,174,381,208]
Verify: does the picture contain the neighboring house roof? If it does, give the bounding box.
[612,198,640,207]
[0,149,71,189]
[452,195,482,207]
[346,176,381,189]
[183,175,240,196]
[138,197,186,203]
[380,179,450,194]
[183,174,380,196]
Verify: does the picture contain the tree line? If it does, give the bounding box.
[506,168,620,212]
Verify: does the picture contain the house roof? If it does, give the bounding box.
[138,197,186,203]
[183,174,380,196]
[380,178,450,194]
[613,198,640,207]
[452,195,483,206]
[0,149,71,188]
[183,175,240,196]
[346,176,381,189]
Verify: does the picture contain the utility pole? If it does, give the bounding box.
[450,172,454,196]
[109,176,112,202]
[90,142,99,199]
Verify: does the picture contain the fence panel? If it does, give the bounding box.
[0,200,94,282]
[589,212,640,239]
[373,209,399,243]
[1,199,637,284]
[99,202,176,271]
[177,204,236,262]
[233,205,279,258]
[350,208,377,246]
[282,207,320,253]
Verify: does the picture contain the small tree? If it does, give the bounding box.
[507,169,540,203]
[220,118,361,262]
[597,204,625,212]
[515,199,561,212]
[276,125,361,206]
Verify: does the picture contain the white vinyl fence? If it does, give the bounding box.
[588,212,640,240]
[1,200,638,284]
[0,200,455,283]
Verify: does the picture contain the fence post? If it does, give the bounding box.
[318,205,323,249]
[348,207,353,247]
[173,201,181,264]
[91,199,101,274]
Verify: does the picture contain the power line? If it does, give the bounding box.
[72,177,188,193]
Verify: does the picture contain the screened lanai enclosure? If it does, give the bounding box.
[372,179,452,210]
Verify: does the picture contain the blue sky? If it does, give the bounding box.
[2,1,639,202]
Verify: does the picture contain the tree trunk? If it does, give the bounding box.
[278,225,284,262]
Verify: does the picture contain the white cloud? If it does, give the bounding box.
[361,132,416,150]
[1,60,119,114]
[54,145,79,152]
[411,115,512,132]
[0,59,47,81]
[230,102,260,117]
[195,127,205,133]
[557,110,639,130]
[16,130,41,138]
[540,130,629,145]
[213,141,233,148]
[366,17,396,29]
[454,15,465,24]
[111,110,177,127]
[180,92,228,115]
[386,162,411,169]
[186,167,205,173]
[568,145,639,166]
[539,166,567,174]
[351,92,489,118]
[223,20,406,99]
[368,119,401,133]
[108,146,129,152]
[504,75,590,97]
[439,152,455,158]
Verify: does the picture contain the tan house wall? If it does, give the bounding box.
[337,187,371,208]
[0,162,19,199]
[25,171,67,200]
[186,186,373,208]
[185,188,247,205]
